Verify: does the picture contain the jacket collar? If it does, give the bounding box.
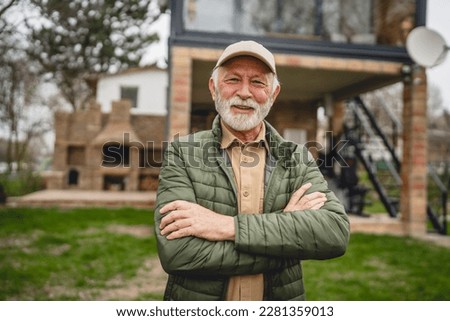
[211,115,298,165]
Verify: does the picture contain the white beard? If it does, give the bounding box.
[214,90,273,131]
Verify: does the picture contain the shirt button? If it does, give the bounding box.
[243,190,249,197]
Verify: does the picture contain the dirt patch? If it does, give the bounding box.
[106,224,153,238]
[82,224,153,239]
[97,257,167,300]
[0,231,44,249]
[48,243,71,256]
[5,223,166,300]
[43,257,167,300]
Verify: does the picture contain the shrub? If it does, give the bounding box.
[0,171,44,197]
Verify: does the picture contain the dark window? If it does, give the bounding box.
[103,175,125,191]
[120,86,138,108]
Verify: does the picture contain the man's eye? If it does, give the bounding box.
[252,80,266,86]
[225,78,239,83]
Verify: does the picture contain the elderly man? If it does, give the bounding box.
[155,40,349,301]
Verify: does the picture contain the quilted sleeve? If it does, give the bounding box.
[234,146,350,260]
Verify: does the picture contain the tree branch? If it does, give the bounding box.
[0,0,16,18]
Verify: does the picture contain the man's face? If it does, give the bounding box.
[209,56,280,132]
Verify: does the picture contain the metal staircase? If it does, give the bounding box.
[340,96,447,234]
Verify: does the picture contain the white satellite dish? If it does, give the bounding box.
[406,26,449,68]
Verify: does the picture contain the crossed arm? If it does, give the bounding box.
[159,182,328,242]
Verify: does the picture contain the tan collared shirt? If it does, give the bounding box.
[220,121,267,301]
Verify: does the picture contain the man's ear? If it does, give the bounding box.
[272,83,281,101]
[208,77,216,101]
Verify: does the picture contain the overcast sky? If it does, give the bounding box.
[427,0,450,110]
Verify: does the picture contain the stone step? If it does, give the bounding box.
[6,190,156,209]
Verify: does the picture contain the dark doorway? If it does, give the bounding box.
[68,169,79,186]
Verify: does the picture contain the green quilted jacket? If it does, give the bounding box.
[155,116,350,300]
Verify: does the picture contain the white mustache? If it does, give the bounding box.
[228,98,258,110]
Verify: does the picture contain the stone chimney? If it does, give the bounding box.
[92,100,143,146]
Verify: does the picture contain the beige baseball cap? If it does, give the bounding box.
[214,40,276,74]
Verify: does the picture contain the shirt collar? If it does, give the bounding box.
[220,120,268,151]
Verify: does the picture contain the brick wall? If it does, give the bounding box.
[401,68,428,236]
[168,47,193,139]
[267,103,318,142]
[51,100,166,191]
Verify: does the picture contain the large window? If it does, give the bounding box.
[183,0,416,46]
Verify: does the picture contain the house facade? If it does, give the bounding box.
[47,67,168,191]
[166,0,436,235]
[96,66,167,116]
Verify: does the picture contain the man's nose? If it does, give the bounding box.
[236,81,252,100]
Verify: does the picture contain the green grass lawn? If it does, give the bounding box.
[1,207,449,300]
[0,207,161,300]
[303,233,450,300]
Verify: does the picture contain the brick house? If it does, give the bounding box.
[166,0,438,235]
[48,66,167,191]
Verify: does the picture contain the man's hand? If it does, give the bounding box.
[284,182,327,212]
[159,200,235,241]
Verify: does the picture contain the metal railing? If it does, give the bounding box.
[343,99,400,218]
[344,97,447,234]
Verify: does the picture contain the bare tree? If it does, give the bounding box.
[0,0,52,173]
[0,56,52,172]
[427,83,446,121]
[363,82,448,130]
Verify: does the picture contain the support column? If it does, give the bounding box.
[330,100,345,137]
[401,68,428,236]
[168,47,193,140]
